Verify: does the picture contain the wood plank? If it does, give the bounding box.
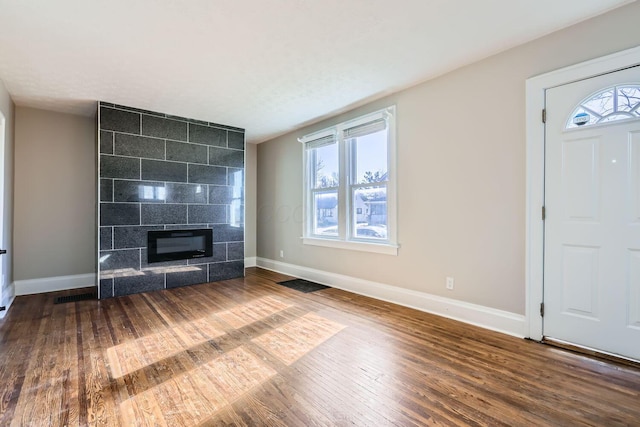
[0,268,639,426]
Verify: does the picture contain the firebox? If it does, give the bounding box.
[147,229,213,263]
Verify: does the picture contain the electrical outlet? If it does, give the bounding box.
[446,276,454,290]
[279,250,284,258]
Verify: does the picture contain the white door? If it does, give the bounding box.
[544,65,640,361]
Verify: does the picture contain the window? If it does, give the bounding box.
[566,84,640,129]
[300,106,397,255]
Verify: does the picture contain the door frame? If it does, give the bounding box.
[525,45,640,340]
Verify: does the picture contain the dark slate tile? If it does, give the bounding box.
[211,224,244,243]
[141,248,188,268]
[100,107,140,133]
[210,122,244,132]
[141,204,187,225]
[188,243,226,264]
[166,265,208,289]
[100,227,112,250]
[229,204,243,226]
[189,124,226,147]
[166,183,207,204]
[99,249,140,271]
[228,131,245,150]
[228,168,244,187]
[208,185,232,204]
[216,206,230,224]
[142,116,188,141]
[114,273,165,297]
[227,242,244,261]
[114,226,162,249]
[166,140,208,164]
[100,131,114,154]
[208,261,244,282]
[164,224,208,230]
[188,164,226,185]
[114,180,165,203]
[112,104,165,118]
[99,278,114,299]
[100,203,140,226]
[188,205,226,224]
[163,114,185,121]
[100,179,113,202]
[114,134,165,160]
[141,159,188,182]
[209,147,244,168]
[100,155,140,179]
[189,119,210,126]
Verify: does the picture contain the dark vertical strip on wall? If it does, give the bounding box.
[97,102,245,299]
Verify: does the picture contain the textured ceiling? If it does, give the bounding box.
[0,0,634,143]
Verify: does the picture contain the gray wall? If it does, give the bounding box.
[256,1,640,315]
[245,143,257,260]
[0,79,14,309]
[98,103,245,298]
[14,107,95,282]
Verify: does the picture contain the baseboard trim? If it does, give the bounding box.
[15,273,96,296]
[256,257,526,338]
[245,256,257,268]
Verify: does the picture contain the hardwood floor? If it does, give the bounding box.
[1,267,639,426]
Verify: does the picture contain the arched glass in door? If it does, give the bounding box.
[566,84,640,129]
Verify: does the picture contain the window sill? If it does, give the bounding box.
[302,237,399,256]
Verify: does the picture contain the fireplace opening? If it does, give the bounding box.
[147,229,213,263]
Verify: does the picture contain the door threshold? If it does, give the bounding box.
[542,337,640,369]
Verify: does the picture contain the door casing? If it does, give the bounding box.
[525,45,640,340]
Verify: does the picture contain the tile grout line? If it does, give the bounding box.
[101,152,242,167]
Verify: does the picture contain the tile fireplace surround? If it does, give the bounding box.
[97,102,245,299]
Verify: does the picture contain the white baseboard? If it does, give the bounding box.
[256,257,526,338]
[245,256,257,268]
[15,273,96,296]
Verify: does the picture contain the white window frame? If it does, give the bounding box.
[300,106,398,255]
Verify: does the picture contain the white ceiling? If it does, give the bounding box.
[0,0,634,143]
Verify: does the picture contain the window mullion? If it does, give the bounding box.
[307,149,316,236]
[347,137,358,241]
[338,133,348,240]
[350,182,388,190]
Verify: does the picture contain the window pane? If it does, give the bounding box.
[617,86,640,112]
[353,186,387,240]
[582,89,614,117]
[353,129,387,184]
[312,143,339,188]
[313,191,338,236]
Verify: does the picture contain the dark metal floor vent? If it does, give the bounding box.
[54,292,96,304]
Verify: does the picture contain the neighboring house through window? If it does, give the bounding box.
[300,106,398,255]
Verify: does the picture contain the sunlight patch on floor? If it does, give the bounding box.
[108,296,344,424]
[252,313,346,365]
[118,347,276,426]
[215,296,292,329]
[107,319,225,378]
